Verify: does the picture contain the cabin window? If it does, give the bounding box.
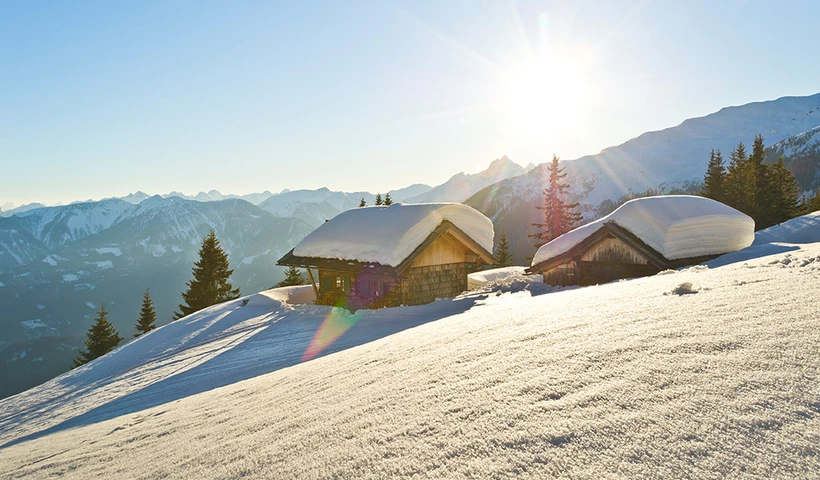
[321,275,351,293]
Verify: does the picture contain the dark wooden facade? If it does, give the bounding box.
[527,222,717,286]
[278,220,493,310]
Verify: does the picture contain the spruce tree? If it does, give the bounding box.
[174,230,240,319]
[359,198,367,207]
[375,193,383,206]
[701,149,726,201]
[494,231,513,267]
[277,265,306,287]
[383,193,393,205]
[134,288,157,337]
[74,302,123,367]
[762,157,800,227]
[529,155,582,249]
[725,142,750,214]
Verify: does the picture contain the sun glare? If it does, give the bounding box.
[501,47,595,140]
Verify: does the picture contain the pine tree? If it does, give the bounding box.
[375,193,383,206]
[724,142,750,213]
[277,265,306,287]
[134,288,157,337]
[701,149,726,201]
[494,231,513,267]
[762,157,800,227]
[748,134,768,220]
[74,302,123,367]
[359,198,367,207]
[383,193,393,205]
[529,155,582,249]
[174,230,240,319]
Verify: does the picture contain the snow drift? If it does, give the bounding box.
[292,202,494,266]
[532,195,755,266]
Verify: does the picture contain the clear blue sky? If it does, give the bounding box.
[2,0,820,206]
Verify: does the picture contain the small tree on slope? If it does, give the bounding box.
[277,265,307,287]
[174,230,240,319]
[375,193,383,206]
[701,149,726,202]
[383,193,393,205]
[529,155,582,250]
[134,288,157,337]
[494,231,513,267]
[74,302,123,367]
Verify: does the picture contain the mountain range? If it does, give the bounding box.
[467,93,820,263]
[0,157,528,398]
[3,92,820,400]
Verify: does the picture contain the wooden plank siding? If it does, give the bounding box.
[580,236,648,264]
[410,233,469,268]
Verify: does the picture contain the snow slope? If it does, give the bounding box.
[1,213,820,478]
[532,196,755,265]
[292,203,494,266]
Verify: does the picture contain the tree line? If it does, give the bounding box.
[701,134,814,229]
[359,192,393,207]
[73,230,241,367]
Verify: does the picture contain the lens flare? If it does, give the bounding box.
[302,307,363,362]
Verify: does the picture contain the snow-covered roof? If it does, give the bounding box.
[532,196,755,267]
[291,203,494,267]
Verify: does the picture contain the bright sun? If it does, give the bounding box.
[501,47,594,140]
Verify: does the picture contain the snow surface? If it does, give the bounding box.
[20,319,46,329]
[467,266,528,289]
[95,247,122,257]
[533,196,755,266]
[293,203,493,267]
[2,214,820,478]
[61,274,78,283]
[755,210,820,244]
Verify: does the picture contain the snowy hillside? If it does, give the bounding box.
[14,198,134,250]
[765,125,820,192]
[404,156,533,203]
[467,93,820,264]
[2,214,819,478]
[565,92,820,205]
[0,196,314,400]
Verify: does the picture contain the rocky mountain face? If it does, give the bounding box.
[404,156,532,204]
[466,93,820,263]
[0,196,314,399]
[765,125,820,193]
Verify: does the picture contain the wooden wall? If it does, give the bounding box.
[411,233,469,268]
[542,236,659,286]
[401,263,467,306]
[581,236,648,264]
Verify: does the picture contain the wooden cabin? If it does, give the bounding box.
[527,221,719,286]
[278,204,494,310]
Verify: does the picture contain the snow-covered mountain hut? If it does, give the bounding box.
[277,203,495,309]
[526,196,755,286]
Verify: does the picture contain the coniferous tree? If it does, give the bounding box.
[802,188,820,215]
[134,288,157,337]
[701,149,726,201]
[747,134,768,220]
[762,157,800,227]
[725,142,750,212]
[359,198,367,207]
[277,265,307,287]
[375,193,383,206]
[529,155,582,249]
[174,230,240,319]
[383,193,393,205]
[494,231,513,267]
[74,302,123,367]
